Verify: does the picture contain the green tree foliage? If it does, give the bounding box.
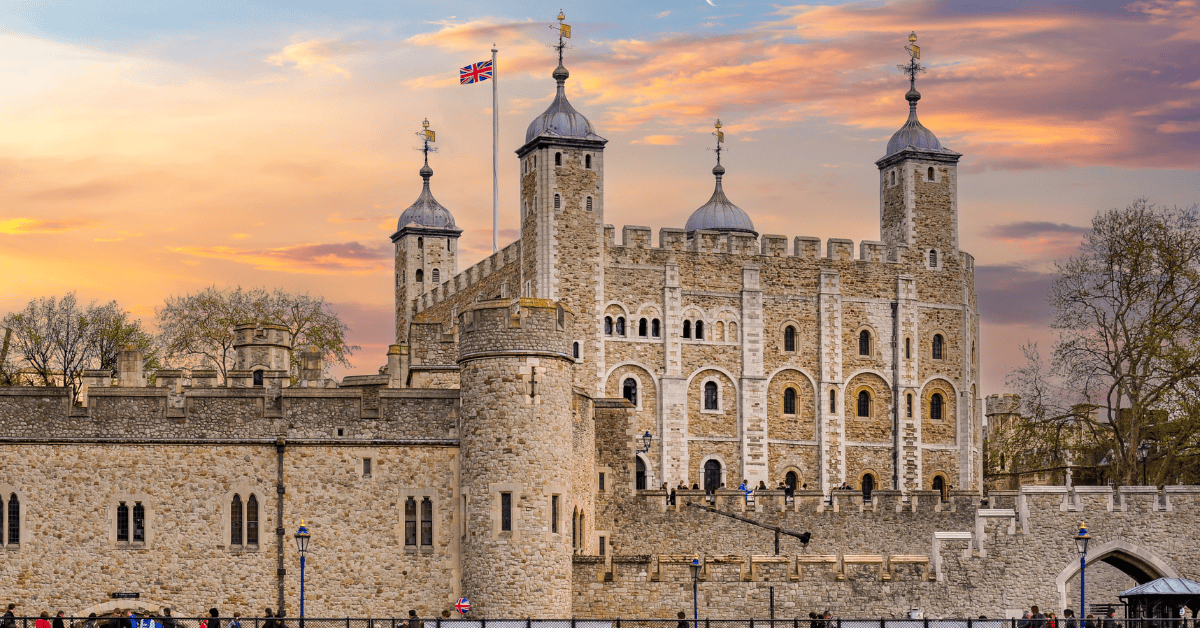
[156,286,356,383]
[1005,200,1200,486]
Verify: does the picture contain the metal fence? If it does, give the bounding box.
[7,618,1197,628]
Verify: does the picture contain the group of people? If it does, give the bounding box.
[1018,605,1124,628]
[3,606,433,628]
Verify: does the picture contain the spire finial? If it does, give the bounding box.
[897,31,927,109]
[415,118,437,179]
[708,119,727,177]
[549,10,572,82]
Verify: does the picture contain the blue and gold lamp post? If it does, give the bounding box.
[294,521,311,620]
[1074,521,1091,619]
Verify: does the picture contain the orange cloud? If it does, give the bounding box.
[632,135,682,145]
[174,242,392,274]
[266,38,360,76]
[0,218,96,234]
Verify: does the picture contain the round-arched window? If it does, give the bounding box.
[623,378,638,406]
[857,390,871,417]
[703,381,718,410]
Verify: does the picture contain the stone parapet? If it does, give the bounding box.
[457,298,572,361]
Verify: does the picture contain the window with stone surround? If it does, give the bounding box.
[415,269,424,283]
[829,389,837,413]
[246,495,258,545]
[585,154,592,169]
[928,249,939,268]
[573,342,580,359]
[858,330,871,356]
[906,393,913,418]
[554,193,561,209]
[420,497,433,546]
[695,320,705,340]
[605,316,613,335]
[639,318,647,337]
[404,497,417,546]
[905,337,911,359]
[861,473,875,499]
[3,493,18,546]
[932,475,947,500]
[501,492,512,532]
[729,322,737,341]
[431,268,440,284]
[783,387,797,415]
[616,317,626,336]
[784,325,796,352]
[927,166,935,180]
[652,319,660,337]
[551,495,560,533]
[231,495,243,545]
[555,152,562,167]
[132,503,145,543]
[635,457,646,490]
[586,196,593,211]
[623,378,638,407]
[930,393,944,421]
[703,381,718,410]
[857,390,871,417]
[932,334,944,360]
[890,170,896,186]
[117,502,129,542]
[683,320,691,338]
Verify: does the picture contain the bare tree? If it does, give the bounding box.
[1006,200,1200,486]
[2,293,110,398]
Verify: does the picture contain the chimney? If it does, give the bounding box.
[300,346,323,386]
[116,346,146,387]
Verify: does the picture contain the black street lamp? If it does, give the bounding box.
[1138,441,1151,486]
[690,553,702,628]
[637,431,653,454]
[294,521,311,620]
[1074,521,1091,619]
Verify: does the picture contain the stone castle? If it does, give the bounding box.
[1,38,1196,621]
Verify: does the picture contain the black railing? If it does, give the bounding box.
[5,618,1194,628]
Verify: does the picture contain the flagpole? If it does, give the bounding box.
[491,45,499,253]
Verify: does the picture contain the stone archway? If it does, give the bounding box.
[1055,539,1180,611]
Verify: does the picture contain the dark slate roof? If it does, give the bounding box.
[684,163,757,236]
[524,65,605,144]
[884,88,958,159]
[1120,578,1200,597]
[396,162,460,233]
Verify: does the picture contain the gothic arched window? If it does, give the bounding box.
[639,318,647,337]
[604,317,613,335]
[431,268,440,284]
[231,494,243,545]
[859,330,871,356]
[930,393,944,421]
[132,503,145,542]
[932,334,944,360]
[246,495,259,545]
[695,321,705,340]
[117,502,129,542]
[404,497,417,547]
[703,381,718,410]
[652,319,660,337]
[857,390,871,417]
[420,497,433,546]
[683,320,691,339]
[784,325,795,352]
[783,388,797,415]
[623,378,638,407]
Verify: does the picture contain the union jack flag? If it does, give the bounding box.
[460,60,492,84]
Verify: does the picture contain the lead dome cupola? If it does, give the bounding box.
[684,121,757,237]
[395,120,461,235]
[524,63,605,143]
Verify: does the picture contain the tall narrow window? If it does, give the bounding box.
[253,370,264,386]
[784,326,796,352]
[573,341,580,359]
[932,334,944,360]
[729,322,737,340]
[551,495,560,534]
[246,495,259,545]
[703,381,718,410]
[431,268,440,284]
[932,475,946,499]
[605,316,613,335]
[695,321,705,340]
[635,457,646,490]
[623,378,638,406]
[927,166,935,180]
[404,497,417,546]
[585,154,592,168]
[555,152,562,167]
[586,196,593,211]
[857,391,871,418]
[862,474,875,499]
[929,249,938,268]
[363,457,372,477]
[906,393,913,418]
[785,471,798,491]
[554,194,561,209]
[829,389,837,413]
[420,497,433,546]
[652,319,660,337]
[117,502,129,542]
[599,536,606,555]
[132,503,145,543]
[703,460,721,493]
[930,393,944,421]
[905,337,911,359]
[683,320,691,338]
[783,388,797,415]
[639,318,648,337]
[572,508,578,549]
[599,473,606,491]
[415,269,424,282]
[231,494,243,545]
[890,170,896,185]
[616,317,625,336]
[500,492,512,531]
[6,494,17,545]
[859,330,871,356]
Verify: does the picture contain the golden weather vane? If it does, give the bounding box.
[897,31,927,91]
[415,118,438,165]
[549,10,572,65]
[709,119,726,165]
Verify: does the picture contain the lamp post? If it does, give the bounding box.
[1138,441,1151,486]
[690,553,701,628]
[637,431,653,454]
[294,521,311,621]
[1074,521,1091,619]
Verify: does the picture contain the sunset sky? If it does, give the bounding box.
[1,0,1198,394]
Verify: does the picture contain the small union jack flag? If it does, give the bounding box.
[459,60,492,84]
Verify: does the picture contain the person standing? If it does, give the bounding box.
[207,609,220,628]
[405,611,422,628]
[1064,609,1079,628]
[261,609,275,628]
[52,612,65,628]
[2,604,17,628]
[676,611,688,628]
[160,609,176,628]
[227,613,242,628]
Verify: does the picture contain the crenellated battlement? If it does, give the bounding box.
[413,239,522,315]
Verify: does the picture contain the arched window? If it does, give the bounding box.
[784,325,795,352]
[932,334,944,360]
[932,475,946,500]
[930,393,944,421]
[639,318,648,337]
[231,494,243,545]
[857,390,871,417]
[859,330,871,356]
[683,320,692,339]
[6,494,18,545]
[623,378,638,406]
[417,236,423,248]
[635,457,647,490]
[420,497,433,546]
[246,495,259,545]
[404,497,417,546]
[783,388,797,415]
[132,503,145,542]
[555,152,562,167]
[586,196,593,211]
[862,474,875,499]
[604,316,613,335]
[415,269,424,282]
[573,341,580,359]
[714,321,724,342]
[729,322,737,340]
[703,460,722,493]
[929,249,938,268]
[554,194,561,209]
[695,321,704,340]
[906,393,913,418]
[784,471,798,491]
[431,268,440,284]
[652,319,661,337]
[928,166,935,180]
[1000,453,1006,470]
[890,170,896,185]
[585,154,592,169]
[117,502,129,542]
[616,317,626,336]
[703,381,718,410]
[905,337,911,359]
[829,389,837,413]
[572,508,578,550]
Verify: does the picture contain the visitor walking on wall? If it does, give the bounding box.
[1064,609,1078,628]
[677,611,688,628]
[160,609,176,628]
[262,609,276,628]
[227,613,242,628]
[52,611,65,628]
[36,612,52,628]
[1,605,15,628]
[206,608,221,628]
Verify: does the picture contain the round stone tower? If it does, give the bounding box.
[457,298,575,618]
